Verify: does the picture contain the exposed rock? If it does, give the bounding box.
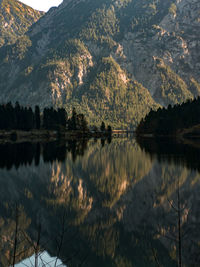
[0,0,199,127]
[0,0,44,47]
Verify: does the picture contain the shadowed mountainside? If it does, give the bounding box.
[0,0,199,128]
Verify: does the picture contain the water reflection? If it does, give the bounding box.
[137,137,200,171]
[0,138,111,170]
[0,138,200,266]
[0,139,90,170]
[16,252,65,267]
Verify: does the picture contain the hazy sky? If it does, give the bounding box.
[18,0,63,12]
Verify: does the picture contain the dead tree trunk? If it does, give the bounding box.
[12,205,19,267]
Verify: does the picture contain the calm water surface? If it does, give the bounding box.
[1,137,200,266]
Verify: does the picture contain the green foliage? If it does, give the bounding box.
[100,121,106,132]
[128,0,162,32]
[0,0,193,132]
[169,3,177,16]
[68,107,88,131]
[48,39,89,61]
[136,97,200,135]
[35,105,40,129]
[0,102,36,131]
[34,46,159,129]
[80,6,119,41]
[61,56,159,129]
[11,35,32,59]
[107,125,112,132]
[155,59,193,106]
[39,39,90,95]
[189,78,200,97]
[0,0,43,47]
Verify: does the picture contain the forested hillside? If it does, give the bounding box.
[0,0,199,128]
[136,97,200,136]
[0,0,44,47]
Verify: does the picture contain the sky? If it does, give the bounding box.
[18,0,63,12]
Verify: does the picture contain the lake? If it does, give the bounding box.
[1,137,200,266]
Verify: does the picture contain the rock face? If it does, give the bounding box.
[0,0,44,47]
[0,0,199,127]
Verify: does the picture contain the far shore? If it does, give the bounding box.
[136,125,200,149]
[0,129,120,143]
[137,124,200,140]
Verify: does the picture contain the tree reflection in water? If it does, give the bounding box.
[16,251,65,267]
[0,138,200,266]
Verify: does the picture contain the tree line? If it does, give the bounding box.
[136,97,200,135]
[0,102,112,133]
[0,102,88,131]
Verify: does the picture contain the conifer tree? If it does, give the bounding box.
[35,105,41,130]
[100,121,106,132]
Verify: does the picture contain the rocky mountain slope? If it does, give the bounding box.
[0,0,199,128]
[0,0,44,47]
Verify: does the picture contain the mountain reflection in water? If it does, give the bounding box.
[0,137,200,266]
[16,251,65,267]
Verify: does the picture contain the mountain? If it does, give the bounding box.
[0,0,44,47]
[0,0,199,128]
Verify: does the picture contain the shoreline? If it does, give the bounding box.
[0,129,114,144]
[136,131,200,149]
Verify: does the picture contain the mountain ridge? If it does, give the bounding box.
[0,0,44,47]
[0,0,199,128]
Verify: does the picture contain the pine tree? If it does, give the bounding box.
[100,121,106,132]
[35,106,41,130]
[107,125,112,133]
